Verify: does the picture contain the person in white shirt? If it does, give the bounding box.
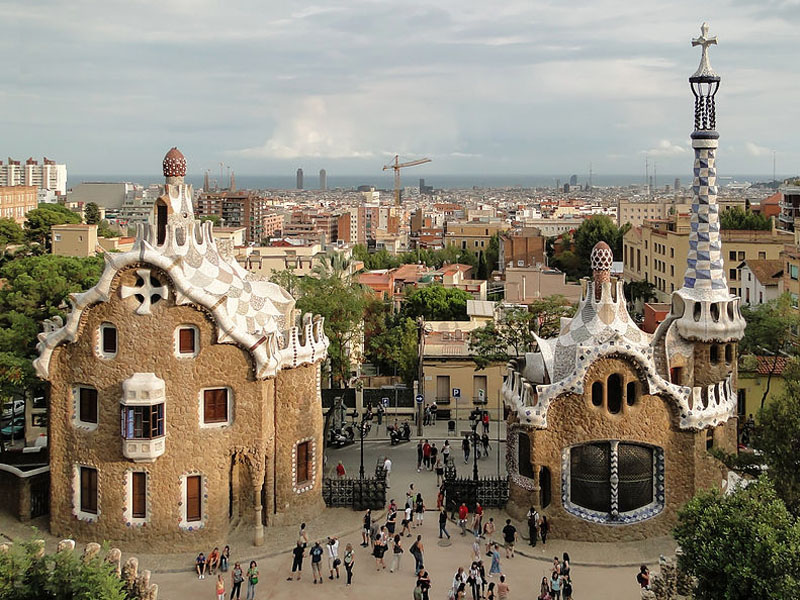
[326,537,340,580]
[383,457,392,488]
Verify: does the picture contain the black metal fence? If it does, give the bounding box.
[363,388,415,410]
[322,466,387,510]
[442,461,509,513]
[321,389,356,409]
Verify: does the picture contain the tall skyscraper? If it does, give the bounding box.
[674,178,681,192]
[319,169,327,191]
[296,168,304,190]
[0,157,67,195]
[569,174,578,186]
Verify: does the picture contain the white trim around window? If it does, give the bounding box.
[174,325,199,358]
[72,385,99,432]
[178,471,207,531]
[123,469,150,527]
[198,387,233,428]
[72,463,100,523]
[96,322,118,359]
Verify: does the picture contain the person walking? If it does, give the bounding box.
[415,493,425,528]
[287,542,303,581]
[458,502,469,535]
[487,582,496,600]
[362,509,373,547]
[438,507,451,539]
[489,544,501,577]
[390,534,404,573]
[497,575,510,600]
[417,567,431,600]
[215,574,225,600]
[472,502,483,536]
[310,541,324,584]
[343,543,355,586]
[298,522,309,548]
[481,433,490,458]
[471,536,482,563]
[562,576,573,600]
[560,553,571,579]
[538,577,551,600]
[373,531,387,570]
[414,581,424,600]
[326,536,340,580]
[442,440,451,463]
[539,516,549,545]
[462,436,470,463]
[430,443,439,470]
[246,561,259,599]
[435,457,444,486]
[637,565,650,589]
[468,562,482,600]
[526,507,539,547]
[410,535,425,575]
[502,519,517,558]
[452,567,468,598]
[401,504,413,537]
[422,440,431,470]
[417,440,424,472]
[383,456,393,488]
[230,562,244,600]
[336,461,346,478]
[482,411,489,435]
[386,502,398,536]
[483,518,496,554]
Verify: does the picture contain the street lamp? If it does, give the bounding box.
[355,409,374,479]
[469,408,481,482]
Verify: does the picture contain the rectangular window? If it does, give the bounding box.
[203,388,228,424]
[729,251,736,260]
[132,472,147,519]
[758,252,766,260]
[102,325,117,355]
[670,248,674,258]
[186,475,201,522]
[79,387,98,424]
[738,251,745,261]
[791,264,799,281]
[80,466,98,514]
[296,441,311,484]
[729,269,737,281]
[122,404,164,439]
[179,328,195,354]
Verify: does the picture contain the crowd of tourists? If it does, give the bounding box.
[194,545,259,600]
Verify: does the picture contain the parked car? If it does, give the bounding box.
[1,399,24,419]
[1,417,24,439]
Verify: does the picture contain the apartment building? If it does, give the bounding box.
[0,157,67,194]
[623,213,793,301]
[737,260,783,305]
[195,190,269,244]
[498,228,546,271]
[444,220,511,253]
[778,184,800,232]
[0,185,37,224]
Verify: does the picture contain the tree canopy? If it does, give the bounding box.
[0,218,24,255]
[552,215,628,279]
[720,206,772,231]
[365,299,418,385]
[23,204,81,250]
[352,243,485,272]
[83,202,101,225]
[401,284,472,321]
[673,477,800,600]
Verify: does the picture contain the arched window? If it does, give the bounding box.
[517,432,535,479]
[693,302,702,322]
[626,381,638,406]
[710,345,719,364]
[607,374,622,414]
[591,382,603,407]
[725,344,733,364]
[710,303,720,322]
[539,466,552,508]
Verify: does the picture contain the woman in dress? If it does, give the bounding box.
[489,543,502,577]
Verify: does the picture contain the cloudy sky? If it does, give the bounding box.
[1,0,797,178]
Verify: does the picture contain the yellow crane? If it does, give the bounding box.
[382,155,432,205]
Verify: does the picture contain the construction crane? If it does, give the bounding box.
[382,155,431,205]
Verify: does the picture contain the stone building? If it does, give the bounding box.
[502,25,746,541]
[34,148,329,552]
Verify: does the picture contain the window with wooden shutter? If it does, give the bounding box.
[186,475,201,522]
[178,328,196,354]
[132,472,146,519]
[296,441,311,484]
[80,467,98,514]
[79,387,98,424]
[203,389,228,424]
[101,325,117,355]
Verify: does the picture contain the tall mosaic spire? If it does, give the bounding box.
[682,23,726,294]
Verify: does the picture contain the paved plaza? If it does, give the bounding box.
[0,418,674,599]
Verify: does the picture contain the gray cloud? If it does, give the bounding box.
[0,0,797,177]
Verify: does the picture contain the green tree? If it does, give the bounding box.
[0,538,127,600]
[199,214,221,226]
[720,206,771,231]
[549,250,581,278]
[0,218,24,255]
[297,275,368,387]
[573,215,625,276]
[623,280,657,313]
[754,378,800,514]
[97,220,118,238]
[401,284,472,321]
[269,267,301,299]
[366,300,419,385]
[740,293,800,409]
[673,478,800,600]
[24,204,81,249]
[83,202,101,225]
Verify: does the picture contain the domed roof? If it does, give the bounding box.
[163,147,186,178]
[590,241,613,272]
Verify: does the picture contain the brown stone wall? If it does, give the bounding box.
[47,266,323,552]
[511,356,727,542]
[692,343,735,388]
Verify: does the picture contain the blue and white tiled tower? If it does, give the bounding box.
[658,23,745,427]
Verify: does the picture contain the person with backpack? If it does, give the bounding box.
[410,535,425,575]
[309,541,324,584]
[637,564,650,589]
[527,507,539,547]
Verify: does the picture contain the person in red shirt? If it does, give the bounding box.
[472,503,483,536]
[482,412,490,435]
[422,440,432,470]
[458,503,469,536]
[336,461,346,478]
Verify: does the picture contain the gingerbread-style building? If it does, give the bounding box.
[502,24,746,540]
[34,148,328,551]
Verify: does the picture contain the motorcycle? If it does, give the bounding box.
[389,422,411,445]
[328,426,355,448]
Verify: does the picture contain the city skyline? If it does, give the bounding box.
[2,1,798,177]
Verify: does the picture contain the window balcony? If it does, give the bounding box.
[120,373,166,463]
